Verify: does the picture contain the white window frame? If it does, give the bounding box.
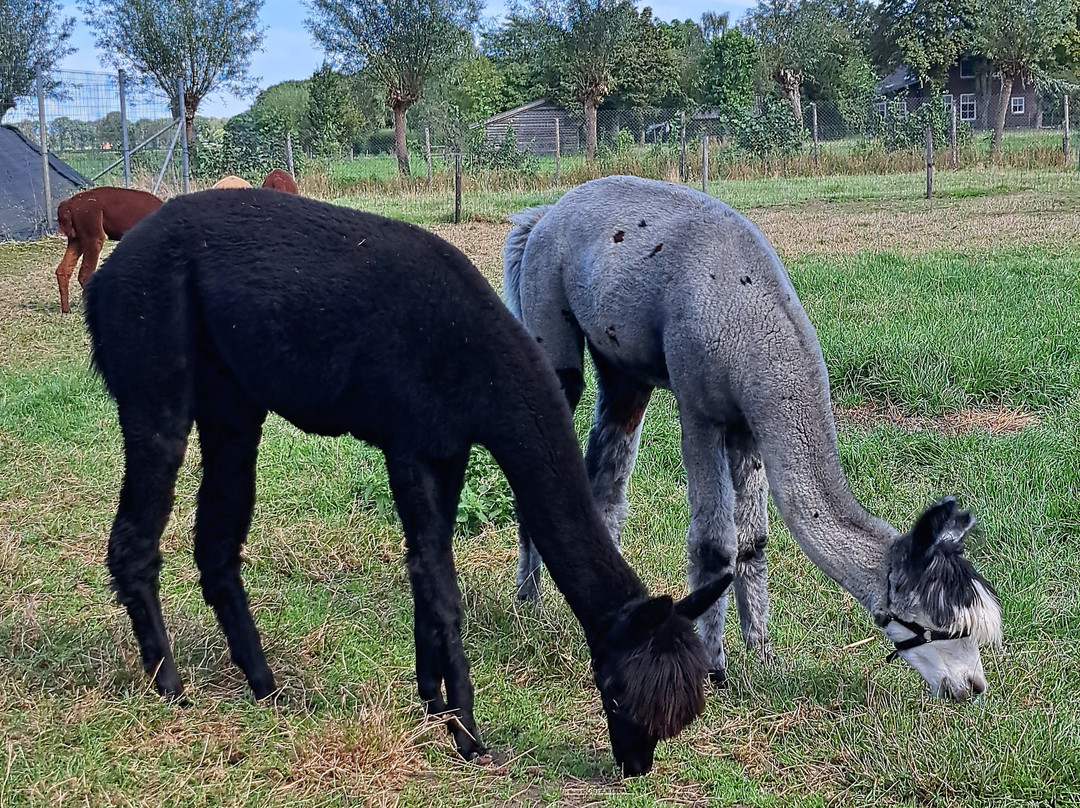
[960,93,977,122]
[959,58,975,79]
[941,93,954,112]
[875,99,887,117]
[1011,96,1025,115]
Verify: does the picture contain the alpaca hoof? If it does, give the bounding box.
[708,668,728,688]
[248,671,277,700]
[515,577,541,603]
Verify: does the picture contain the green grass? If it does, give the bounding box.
[325,167,1080,225]
[2,172,1079,806]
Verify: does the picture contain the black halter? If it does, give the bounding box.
[882,616,968,663]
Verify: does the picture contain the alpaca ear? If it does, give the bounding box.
[910,496,974,557]
[675,573,733,621]
[627,595,675,634]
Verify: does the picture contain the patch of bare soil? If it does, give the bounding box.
[429,190,1079,271]
[746,193,1080,258]
[834,403,1040,435]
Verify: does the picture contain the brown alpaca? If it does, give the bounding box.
[54,187,163,313]
[212,175,252,189]
[261,169,298,194]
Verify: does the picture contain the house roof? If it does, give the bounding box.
[878,66,919,95]
[483,98,562,126]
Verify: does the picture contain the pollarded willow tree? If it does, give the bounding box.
[0,0,75,121]
[306,0,482,176]
[970,0,1076,158]
[81,0,265,142]
[743,0,861,126]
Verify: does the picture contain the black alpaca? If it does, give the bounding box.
[84,189,730,776]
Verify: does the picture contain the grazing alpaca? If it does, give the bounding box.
[54,187,162,313]
[84,189,729,776]
[261,168,298,194]
[212,175,252,189]
[504,175,1002,700]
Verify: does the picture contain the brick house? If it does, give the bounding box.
[878,58,1042,130]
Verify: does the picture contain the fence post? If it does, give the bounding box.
[35,64,52,232]
[701,132,708,194]
[1064,94,1071,165]
[679,110,687,182]
[454,151,462,224]
[177,76,189,194]
[285,132,295,177]
[811,102,819,169]
[424,127,432,190]
[950,101,958,169]
[119,69,131,188]
[553,117,561,186]
[925,125,933,199]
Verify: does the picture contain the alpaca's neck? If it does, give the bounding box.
[755,404,898,617]
[480,373,649,644]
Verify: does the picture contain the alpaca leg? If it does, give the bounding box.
[107,411,191,698]
[727,429,772,661]
[193,383,272,698]
[55,240,81,314]
[679,411,737,684]
[583,349,653,547]
[77,236,106,287]
[386,451,483,759]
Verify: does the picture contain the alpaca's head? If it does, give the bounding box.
[882,497,1002,701]
[592,575,731,776]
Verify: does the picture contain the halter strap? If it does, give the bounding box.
[883,616,968,663]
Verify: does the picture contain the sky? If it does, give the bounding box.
[57,0,756,118]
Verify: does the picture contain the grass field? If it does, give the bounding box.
[2,169,1079,807]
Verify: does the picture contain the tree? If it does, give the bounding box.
[608,6,681,111]
[304,64,363,158]
[745,0,868,127]
[701,28,759,113]
[971,0,1075,157]
[307,0,481,175]
[870,0,976,89]
[699,10,729,42]
[82,0,265,143]
[0,0,75,121]
[743,0,835,125]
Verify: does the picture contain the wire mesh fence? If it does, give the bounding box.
[7,68,179,190]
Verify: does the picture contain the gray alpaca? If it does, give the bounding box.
[503,175,1002,700]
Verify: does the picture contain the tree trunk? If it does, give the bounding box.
[585,98,598,166]
[991,73,1014,160]
[393,103,410,176]
[777,69,804,128]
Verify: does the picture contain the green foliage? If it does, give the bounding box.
[463,125,541,172]
[870,0,977,89]
[869,96,953,151]
[0,0,75,120]
[735,94,807,159]
[700,29,758,113]
[304,64,364,158]
[455,448,514,535]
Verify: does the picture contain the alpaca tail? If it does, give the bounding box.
[502,205,552,319]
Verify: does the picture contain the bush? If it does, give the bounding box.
[735,95,807,160]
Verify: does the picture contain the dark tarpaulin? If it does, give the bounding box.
[0,124,89,241]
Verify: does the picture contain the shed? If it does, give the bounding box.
[483,99,580,157]
[0,124,89,241]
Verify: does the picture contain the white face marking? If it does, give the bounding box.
[884,620,990,700]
